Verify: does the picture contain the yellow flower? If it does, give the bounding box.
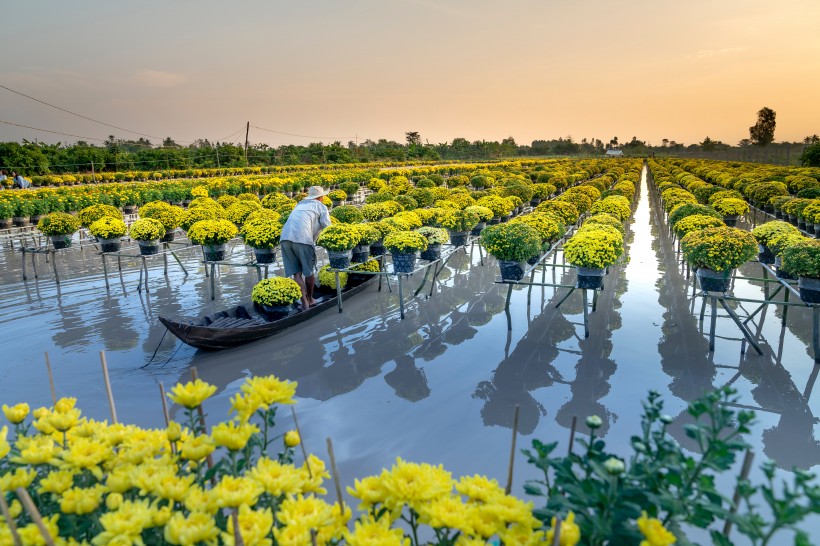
[60,485,106,515]
[3,402,30,424]
[380,457,453,513]
[105,492,123,511]
[222,504,274,546]
[345,517,409,546]
[92,499,154,546]
[167,379,217,409]
[184,486,219,515]
[212,421,259,451]
[61,437,111,479]
[17,514,60,546]
[12,435,61,465]
[178,434,216,461]
[284,430,300,448]
[0,426,9,460]
[241,375,297,407]
[276,494,336,529]
[164,511,220,546]
[299,454,330,495]
[637,511,676,546]
[0,467,36,491]
[166,421,182,442]
[230,391,264,424]
[347,475,388,512]
[546,511,581,546]
[417,494,473,533]
[456,474,504,503]
[55,397,77,413]
[249,457,304,497]
[211,475,264,508]
[38,469,76,495]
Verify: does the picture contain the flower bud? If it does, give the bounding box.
[586,415,603,429]
[660,414,673,425]
[603,457,625,476]
[284,430,301,448]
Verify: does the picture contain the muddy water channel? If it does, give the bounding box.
[1,167,819,534]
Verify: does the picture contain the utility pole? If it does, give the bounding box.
[215,143,221,168]
[91,161,96,183]
[244,121,250,166]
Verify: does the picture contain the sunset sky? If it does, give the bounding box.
[3,0,819,148]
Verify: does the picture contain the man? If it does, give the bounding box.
[11,172,29,189]
[280,185,331,310]
[0,170,7,189]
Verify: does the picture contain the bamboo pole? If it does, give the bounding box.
[567,416,577,456]
[722,449,755,536]
[290,407,312,478]
[550,517,562,546]
[231,509,245,546]
[44,352,57,405]
[310,529,318,546]
[99,351,118,424]
[326,438,345,511]
[505,404,520,495]
[15,488,56,546]
[158,383,171,427]
[0,493,22,546]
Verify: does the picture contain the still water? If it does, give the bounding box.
[1,168,818,537]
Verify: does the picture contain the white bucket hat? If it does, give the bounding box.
[306,186,328,199]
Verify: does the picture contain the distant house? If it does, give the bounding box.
[605,149,624,157]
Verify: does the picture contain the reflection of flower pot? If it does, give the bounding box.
[498,260,527,281]
[758,244,775,264]
[370,242,385,256]
[31,214,44,224]
[138,240,160,255]
[798,277,820,304]
[256,302,294,321]
[420,243,441,261]
[203,243,227,261]
[449,231,469,247]
[160,230,175,243]
[471,221,486,236]
[51,235,72,249]
[351,244,370,263]
[13,216,29,227]
[723,215,739,227]
[99,237,121,253]
[0,218,11,229]
[696,267,732,292]
[576,266,605,289]
[254,248,276,264]
[327,250,352,269]
[392,252,417,274]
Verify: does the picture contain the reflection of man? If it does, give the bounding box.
[280,186,331,309]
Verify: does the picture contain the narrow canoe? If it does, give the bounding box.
[159,275,376,350]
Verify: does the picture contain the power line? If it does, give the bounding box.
[250,124,361,141]
[0,119,108,142]
[0,83,191,144]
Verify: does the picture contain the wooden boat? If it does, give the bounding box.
[159,276,377,350]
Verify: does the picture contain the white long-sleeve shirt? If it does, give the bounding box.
[280,199,331,246]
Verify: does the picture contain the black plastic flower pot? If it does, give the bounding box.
[576,266,605,289]
[369,242,385,256]
[758,245,775,265]
[328,250,352,270]
[138,240,160,256]
[392,252,417,274]
[798,277,820,304]
[449,231,469,247]
[351,244,370,263]
[498,260,527,281]
[161,230,175,243]
[254,248,276,264]
[51,235,72,250]
[696,267,732,293]
[256,302,295,320]
[203,244,227,262]
[99,238,121,253]
[420,243,442,261]
[471,222,486,236]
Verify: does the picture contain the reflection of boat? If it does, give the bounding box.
[159,276,377,350]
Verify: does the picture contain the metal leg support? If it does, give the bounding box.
[582,289,590,338]
[102,254,110,290]
[504,283,514,331]
[709,296,718,351]
[718,298,763,355]
[210,263,216,300]
[555,287,576,309]
[336,271,343,313]
[398,274,405,320]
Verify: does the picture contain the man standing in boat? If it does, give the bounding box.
[280,186,331,310]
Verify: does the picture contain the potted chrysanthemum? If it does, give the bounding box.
[383,230,429,274]
[751,221,800,265]
[251,276,303,319]
[129,218,166,255]
[416,226,449,261]
[439,208,480,247]
[316,223,360,269]
[711,198,749,227]
[241,216,282,264]
[88,217,127,252]
[509,212,565,264]
[38,212,81,249]
[480,222,542,282]
[350,223,381,263]
[139,202,185,242]
[78,204,123,227]
[563,224,624,289]
[465,205,494,236]
[187,219,239,261]
[782,239,820,303]
[681,226,757,292]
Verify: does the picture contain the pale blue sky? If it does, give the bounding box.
[2,0,819,147]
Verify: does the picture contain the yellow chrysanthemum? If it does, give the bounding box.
[347,475,388,512]
[211,475,264,508]
[211,421,259,451]
[92,499,154,546]
[345,517,409,546]
[167,379,217,409]
[380,458,454,513]
[164,511,220,546]
[17,514,60,546]
[546,511,581,546]
[0,467,36,492]
[38,469,77,495]
[2,402,30,424]
[241,376,297,407]
[60,485,106,515]
[284,430,300,447]
[12,435,61,465]
[249,457,304,497]
[178,434,216,461]
[637,511,676,546]
[0,426,9,460]
[222,504,274,546]
[456,474,504,503]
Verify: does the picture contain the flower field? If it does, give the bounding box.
[2,157,820,543]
